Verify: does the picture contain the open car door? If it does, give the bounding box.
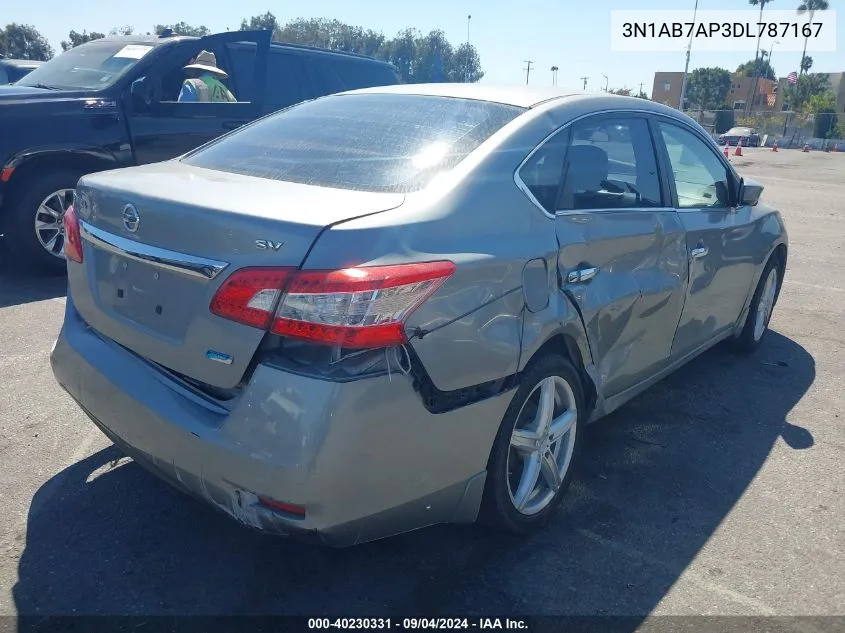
[126,29,271,165]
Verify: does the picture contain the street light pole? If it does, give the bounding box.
[768,39,779,69]
[602,74,608,92]
[678,0,700,111]
[464,14,471,82]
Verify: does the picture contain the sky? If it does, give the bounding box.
[5,0,844,96]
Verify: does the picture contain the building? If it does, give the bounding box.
[727,75,778,111]
[649,70,845,112]
[651,71,684,108]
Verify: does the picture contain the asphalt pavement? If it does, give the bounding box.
[0,148,843,623]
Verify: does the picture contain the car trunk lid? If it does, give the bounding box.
[70,162,404,390]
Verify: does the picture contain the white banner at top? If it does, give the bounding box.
[610,10,838,53]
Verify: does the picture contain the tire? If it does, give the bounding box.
[1,168,85,275]
[733,256,782,354]
[480,354,585,534]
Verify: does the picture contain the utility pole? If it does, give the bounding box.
[580,76,588,90]
[523,60,534,85]
[602,74,609,92]
[550,65,559,86]
[678,0,700,111]
[638,82,644,96]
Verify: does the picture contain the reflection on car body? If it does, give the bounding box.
[50,85,788,546]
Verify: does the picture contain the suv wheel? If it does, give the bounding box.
[1,169,84,275]
[480,354,585,534]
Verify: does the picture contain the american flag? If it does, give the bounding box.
[787,71,799,85]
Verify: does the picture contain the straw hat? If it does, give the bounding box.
[183,50,228,78]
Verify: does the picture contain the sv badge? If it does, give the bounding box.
[255,239,284,251]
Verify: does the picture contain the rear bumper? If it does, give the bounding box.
[50,296,513,546]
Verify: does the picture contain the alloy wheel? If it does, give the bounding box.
[753,267,778,342]
[34,188,75,259]
[506,375,578,516]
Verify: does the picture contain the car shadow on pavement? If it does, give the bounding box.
[0,271,66,309]
[13,331,814,620]
[0,244,66,308]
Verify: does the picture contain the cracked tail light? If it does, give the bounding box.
[210,268,294,329]
[210,262,456,349]
[63,204,84,264]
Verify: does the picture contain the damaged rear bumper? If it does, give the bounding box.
[50,296,513,547]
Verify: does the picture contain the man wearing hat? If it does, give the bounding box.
[177,50,237,103]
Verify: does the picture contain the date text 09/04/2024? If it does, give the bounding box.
[622,21,824,39]
[307,618,529,630]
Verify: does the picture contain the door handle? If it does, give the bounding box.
[691,246,709,259]
[566,266,599,284]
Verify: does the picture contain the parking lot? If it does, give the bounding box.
[0,148,843,621]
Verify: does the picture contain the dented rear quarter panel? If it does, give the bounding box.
[301,106,588,394]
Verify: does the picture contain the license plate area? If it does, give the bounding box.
[91,248,206,341]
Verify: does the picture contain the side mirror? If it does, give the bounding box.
[130,76,153,106]
[739,177,764,207]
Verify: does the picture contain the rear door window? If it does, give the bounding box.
[224,43,257,102]
[560,117,662,210]
[518,116,663,213]
[0,67,9,84]
[183,93,525,192]
[264,51,312,109]
[329,58,400,90]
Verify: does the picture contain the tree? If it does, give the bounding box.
[239,11,280,33]
[109,25,134,36]
[797,0,829,76]
[736,57,776,80]
[275,18,385,57]
[60,29,105,51]
[252,17,484,83]
[748,1,775,72]
[448,42,483,83]
[685,67,731,110]
[154,23,210,37]
[801,55,814,73]
[0,23,54,60]
[782,72,829,111]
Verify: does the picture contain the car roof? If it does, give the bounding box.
[0,58,43,69]
[337,83,690,114]
[84,34,393,65]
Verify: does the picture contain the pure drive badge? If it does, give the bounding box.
[206,350,233,365]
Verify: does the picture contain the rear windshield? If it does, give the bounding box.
[182,93,525,193]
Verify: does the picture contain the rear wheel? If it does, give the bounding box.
[480,354,584,534]
[1,169,84,275]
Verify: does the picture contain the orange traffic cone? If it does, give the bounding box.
[803,143,810,152]
[733,138,743,156]
[723,141,730,158]
[772,141,778,152]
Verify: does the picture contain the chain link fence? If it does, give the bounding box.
[684,109,844,150]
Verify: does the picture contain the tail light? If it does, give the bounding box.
[63,203,84,264]
[210,261,456,349]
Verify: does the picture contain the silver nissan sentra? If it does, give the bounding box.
[51,84,787,546]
